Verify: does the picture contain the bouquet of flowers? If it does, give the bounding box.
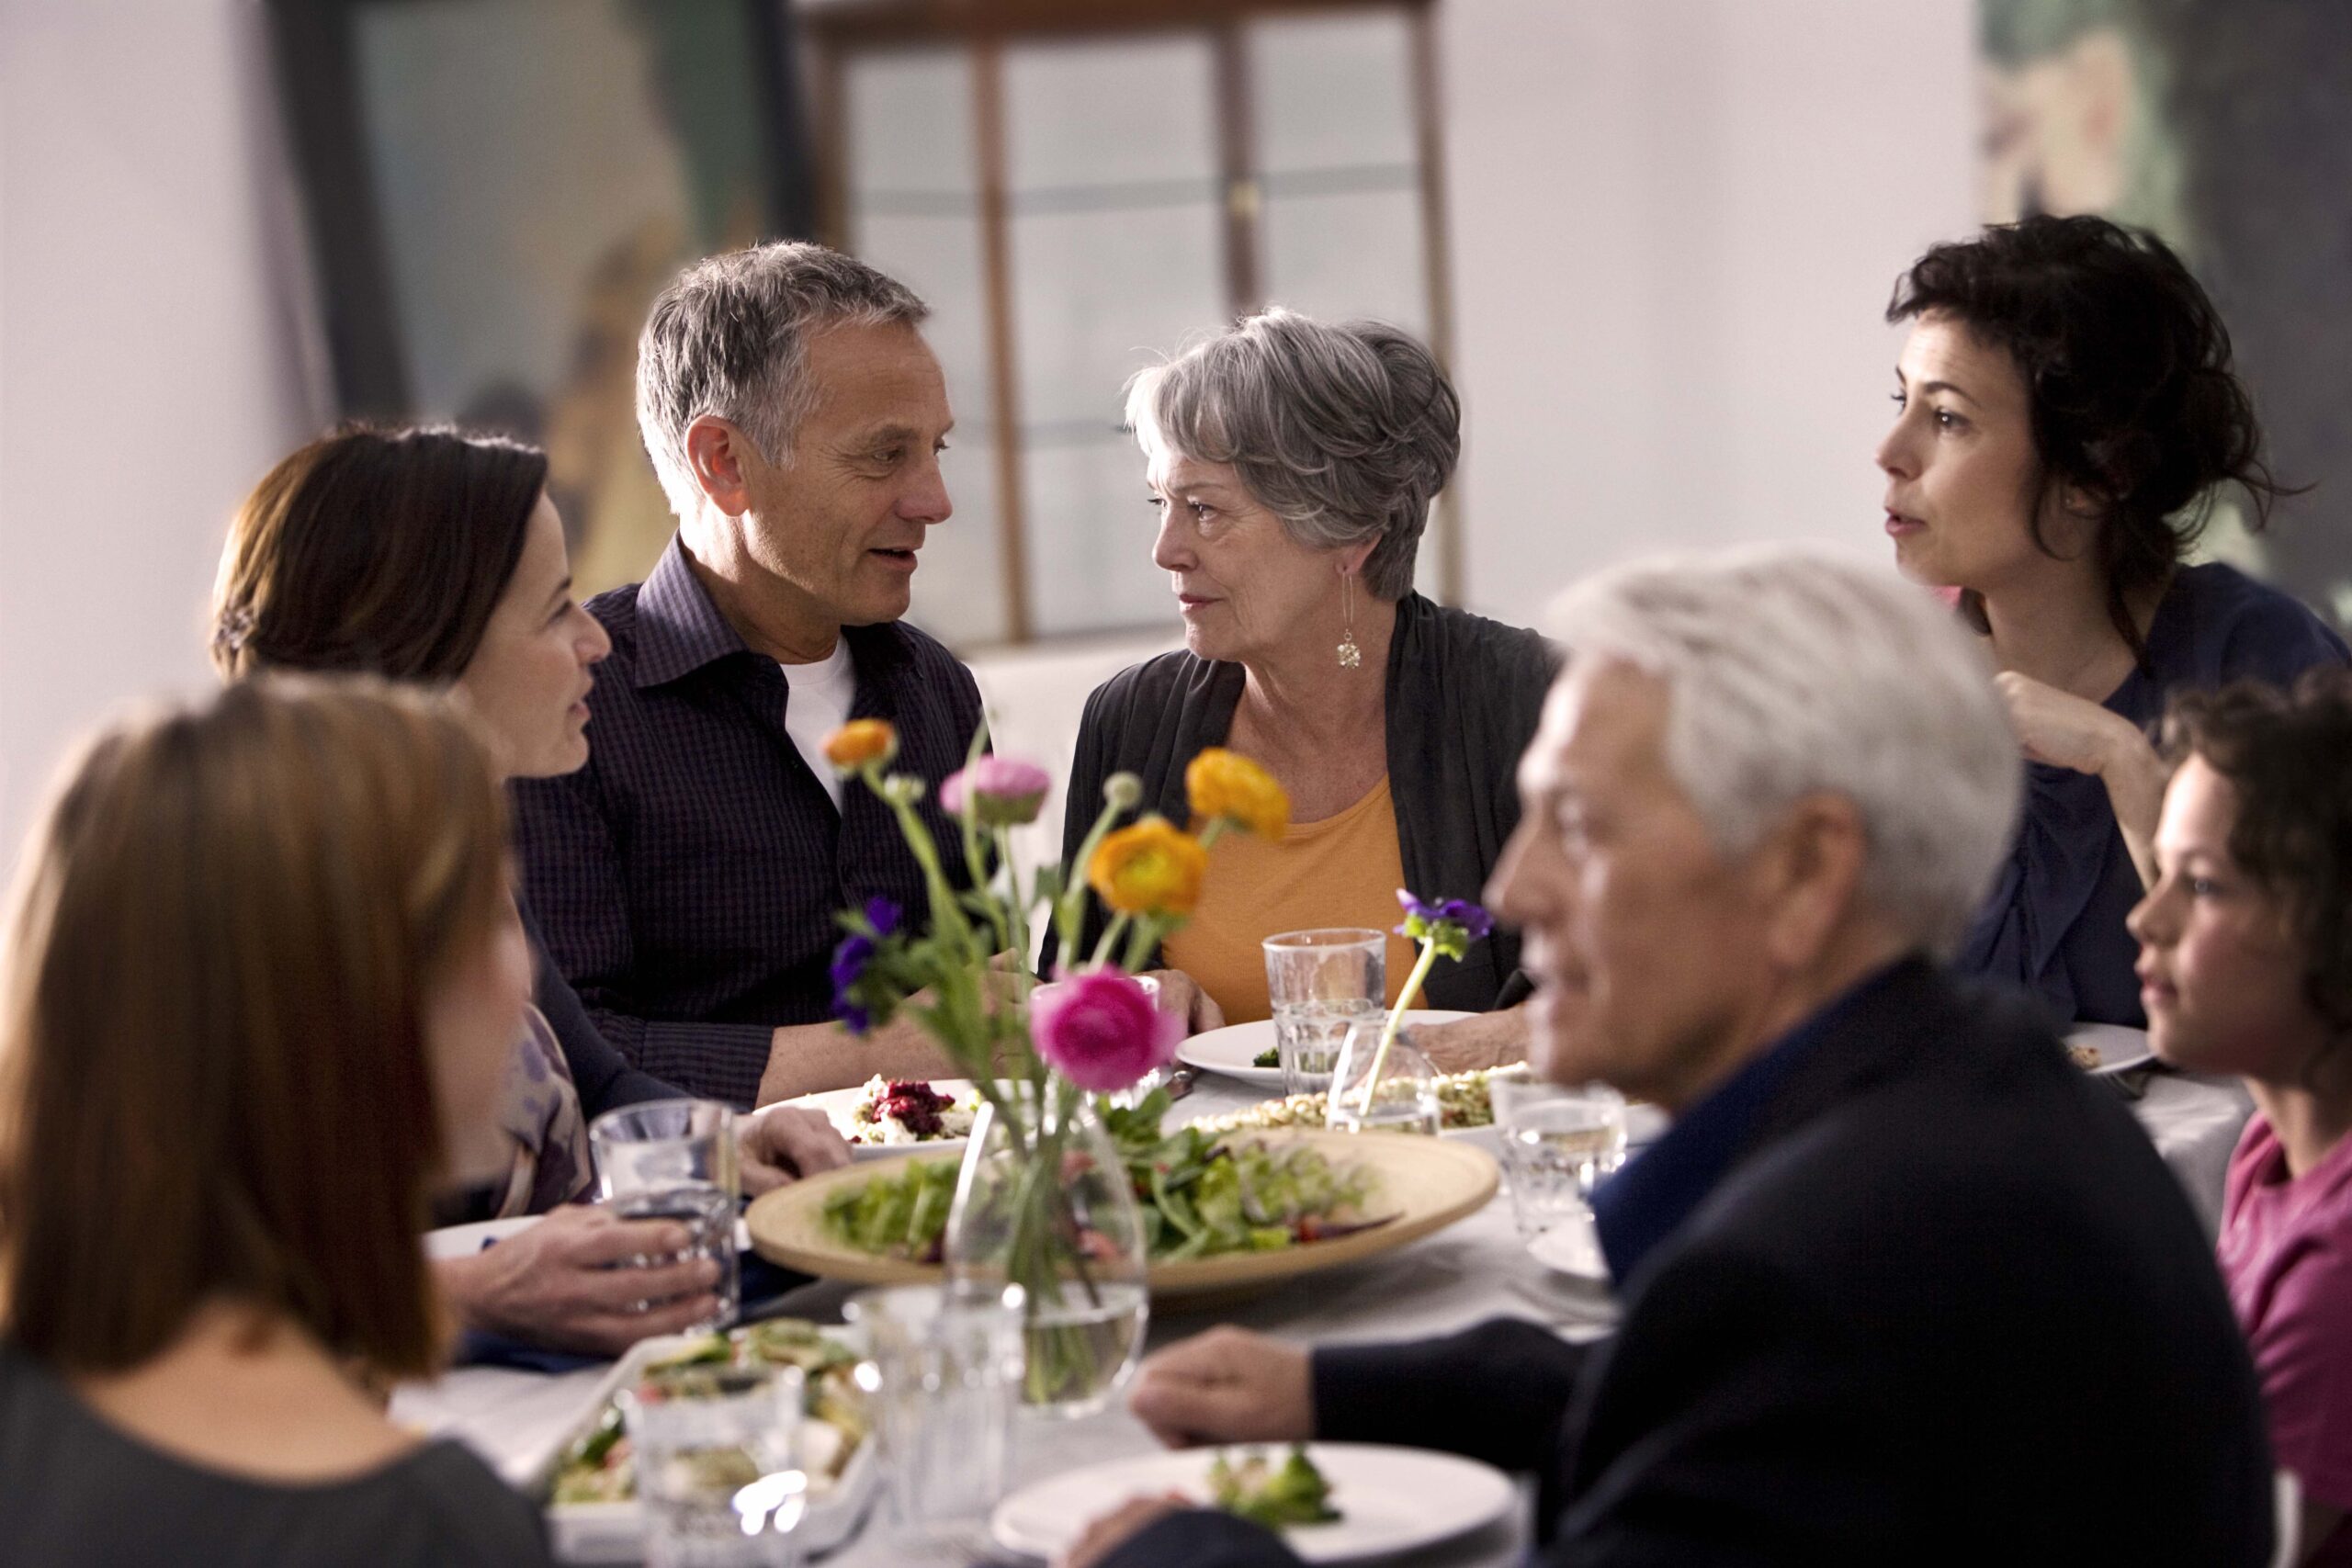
[822,724,1286,1408]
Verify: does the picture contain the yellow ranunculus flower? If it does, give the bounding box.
[1184,748,1290,839]
[1089,816,1209,916]
[821,718,898,773]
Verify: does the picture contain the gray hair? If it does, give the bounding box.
[1546,548,2020,957]
[636,242,929,518]
[1125,308,1459,601]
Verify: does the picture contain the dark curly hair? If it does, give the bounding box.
[2160,670,2352,1077]
[1888,214,2292,665]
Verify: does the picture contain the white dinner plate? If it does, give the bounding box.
[2068,1022,2156,1076]
[784,1077,980,1162]
[425,1211,756,1257]
[989,1442,1515,1564]
[1179,1012,1475,1089]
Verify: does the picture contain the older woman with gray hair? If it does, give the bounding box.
[1064,309,1555,1065]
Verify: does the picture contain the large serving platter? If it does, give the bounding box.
[743,1129,1498,1304]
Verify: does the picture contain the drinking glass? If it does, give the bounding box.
[590,1099,741,1332]
[621,1361,807,1568]
[842,1281,1026,1548]
[1494,1077,1628,1240]
[1326,1023,1442,1136]
[1261,929,1386,1096]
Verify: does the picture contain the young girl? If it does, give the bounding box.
[2132,671,2352,1562]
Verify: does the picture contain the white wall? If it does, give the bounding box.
[1439,0,1978,626]
[0,0,1976,861]
[0,0,318,859]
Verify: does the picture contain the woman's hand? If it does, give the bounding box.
[1139,969,1225,1035]
[1128,1325,1314,1449]
[739,1105,853,1196]
[434,1203,721,1357]
[1996,671,2167,885]
[1412,1005,1530,1074]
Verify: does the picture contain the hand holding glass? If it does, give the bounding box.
[590,1099,741,1332]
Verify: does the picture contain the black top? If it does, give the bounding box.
[511,537,984,1107]
[1956,562,2348,1026]
[0,1342,549,1567]
[519,896,680,1116]
[1061,593,1556,1011]
[1108,959,2277,1567]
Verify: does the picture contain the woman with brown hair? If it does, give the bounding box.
[1877,214,2348,1027]
[0,679,548,1563]
[213,425,845,1353]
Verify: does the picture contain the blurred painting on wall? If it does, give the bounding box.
[1979,0,2352,626]
[271,0,810,595]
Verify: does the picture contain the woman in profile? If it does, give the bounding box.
[212,424,845,1351]
[1876,214,2348,1026]
[0,679,548,1563]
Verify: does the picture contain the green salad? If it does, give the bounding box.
[1210,1446,1340,1528]
[817,1089,1384,1265]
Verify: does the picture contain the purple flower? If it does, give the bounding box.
[831,897,902,1035]
[941,755,1052,828]
[1028,968,1182,1093]
[1394,889,1494,959]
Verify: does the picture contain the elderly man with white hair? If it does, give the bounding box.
[1065,548,2277,1567]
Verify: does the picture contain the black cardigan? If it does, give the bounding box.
[1059,592,1557,1011]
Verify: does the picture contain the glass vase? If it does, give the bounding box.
[942,1080,1149,1418]
[1327,1024,1444,1136]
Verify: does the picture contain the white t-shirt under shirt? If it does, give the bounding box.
[779,640,856,811]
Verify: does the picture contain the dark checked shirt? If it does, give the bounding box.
[509,537,983,1109]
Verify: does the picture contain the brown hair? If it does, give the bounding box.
[211,425,549,682]
[0,677,509,1377]
[2162,670,2352,1078]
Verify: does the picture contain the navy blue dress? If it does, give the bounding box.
[1958,563,2348,1025]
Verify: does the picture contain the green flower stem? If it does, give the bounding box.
[1090,910,1133,969]
[1057,795,1128,959]
[995,826,1035,990]
[1358,938,1440,1113]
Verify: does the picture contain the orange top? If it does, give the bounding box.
[1164,775,1415,1025]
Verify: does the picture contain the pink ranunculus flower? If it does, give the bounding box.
[1028,968,1182,1093]
[939,755,1052,827]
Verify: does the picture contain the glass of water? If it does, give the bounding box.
[1494,1077,1628,1240]
[621,1361,807,1568]
[590,1099,741,1332]
[1327,1023,1442,1136]
[842,1281,1026,1551]
[1262,929,1386,1097]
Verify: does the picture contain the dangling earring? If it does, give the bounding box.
[1336,570,1363,669]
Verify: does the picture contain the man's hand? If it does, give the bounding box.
[435,1203,720,1357]
[739,1105,853,1196]
[1057,1493,1191,1568]
[1129,1325,1314,1449]
[1140,968,1226,1035]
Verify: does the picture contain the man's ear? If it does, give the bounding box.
[1755,794,1870,971]
[684,415,755,517]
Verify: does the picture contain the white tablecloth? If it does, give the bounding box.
[392,1066,2251,1565]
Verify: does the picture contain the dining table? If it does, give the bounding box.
[391,1054,2253,1567]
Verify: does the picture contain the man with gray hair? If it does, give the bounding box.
[513,242,981,1107]
[1071,548,2275,1567]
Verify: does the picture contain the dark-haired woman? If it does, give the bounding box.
[1877,214,2348,1026]
[2132,672,2352,1563]
[0,681,549,1564]
[214,426,847,1354]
